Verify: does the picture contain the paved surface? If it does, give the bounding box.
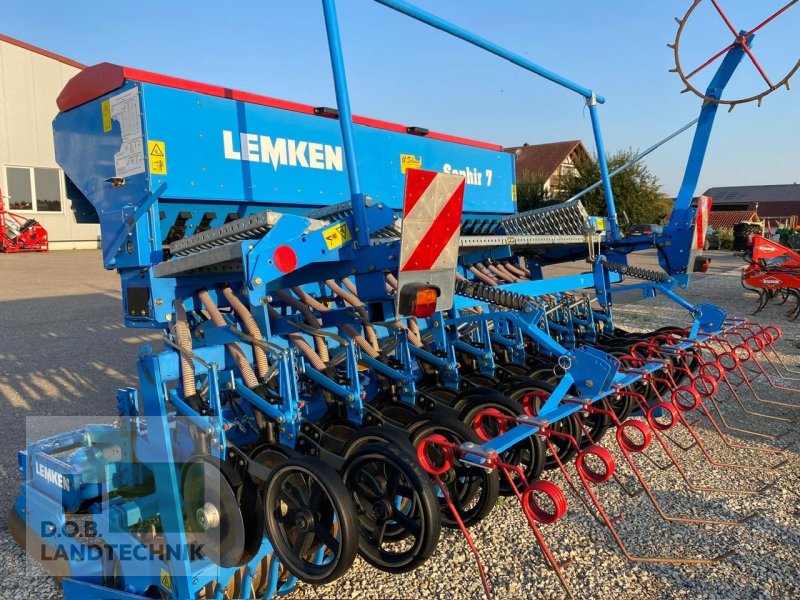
[0,251,159,522]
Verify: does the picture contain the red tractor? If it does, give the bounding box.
[0,195,49,253]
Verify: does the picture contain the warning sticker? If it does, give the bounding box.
[400,154,422,174]
[148,140,167,175]
[101,100,112,133]
[322,222,352,250]
[160,568,172,592]
[109,88,145,178]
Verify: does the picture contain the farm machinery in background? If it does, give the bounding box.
[7,1,799,599]
[743,234,800,318]
[0,196,49,253]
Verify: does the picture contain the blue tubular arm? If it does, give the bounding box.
[373,0,603,102]
[660,35,752,276]
[588,100,621,240]
[370,1,624,239]
[321,0,370,247]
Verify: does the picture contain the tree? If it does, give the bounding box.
[515,170,551,213]
[552,149,673,226]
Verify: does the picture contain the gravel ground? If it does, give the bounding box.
[1,251,798,599]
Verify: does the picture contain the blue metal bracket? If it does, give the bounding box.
[103,182,167,268]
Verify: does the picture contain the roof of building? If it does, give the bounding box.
[505,140,587,179]
[703,184,800,205]
[708,210,760,229]
[0,33,85,70]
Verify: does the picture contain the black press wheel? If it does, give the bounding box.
[458,395,545,495]
[263,457,359,584]
[406,415,500,528]
[373,400,426,427]
[342,443,441,573]
[341,425,417,459]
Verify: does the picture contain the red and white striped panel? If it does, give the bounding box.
[400,169,465,272]
[397,169,465,312]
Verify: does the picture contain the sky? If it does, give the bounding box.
[1,0,798,196]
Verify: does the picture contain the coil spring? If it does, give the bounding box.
[455,279,532,310]
[604,260,669,283]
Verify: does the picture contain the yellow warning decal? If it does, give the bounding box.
[160,568,172,592]
[511,184,517,203]
[322,222,352,250]
[594,218,606,231]
[148,140,167,175]
[400,154,422,174]
[101,100,112,133]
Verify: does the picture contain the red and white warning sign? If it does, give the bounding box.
[396,169,465,316]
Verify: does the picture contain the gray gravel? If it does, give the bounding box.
[1,251,798,599]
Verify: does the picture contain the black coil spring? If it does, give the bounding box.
[455,279,532,309]
[604,260,669,283]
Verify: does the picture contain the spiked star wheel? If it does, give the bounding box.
[670,0,800,110]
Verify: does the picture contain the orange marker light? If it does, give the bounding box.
[398,283,441,318]
[412,286,439,318]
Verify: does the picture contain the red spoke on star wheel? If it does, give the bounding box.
[710,0,741,37]
[746,0,799,37]
[685,41,736,79]
[706,0,783,88]
[685,0,799,80]
[740,38,775,87]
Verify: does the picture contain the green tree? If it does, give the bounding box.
[515,170,551,212]
[553,149,673,226]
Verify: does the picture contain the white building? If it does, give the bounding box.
[1,34,100,249]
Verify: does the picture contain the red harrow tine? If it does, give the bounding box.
[621,375,773,497]
[752,323,800,377]
[707,346,796,426]
[643,339,794,457]
[620,366,775,495]
[658,375,783,473]
[716,337,800,408]
[735,323,800,383]
[542,427,735,565]
[569,398,758,527]
[631,338,788,462]
[416,435,493,600]
[572,403,645,500]
[670,336,797,436]
[716,327,800,399]
[417,433,575,600]
[476,408,738,563]
[695,358,795,445]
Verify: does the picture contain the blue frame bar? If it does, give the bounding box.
[373,0,604,102]
[587,100,621,240]
[321,0,371,247]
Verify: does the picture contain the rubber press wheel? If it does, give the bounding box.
[341,442,441,573]
[458,394,546,494]
[263,457,359,585]
[341,425,417,459]
[406,415,500,528]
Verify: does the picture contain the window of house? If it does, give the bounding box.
[4,166,63,212]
